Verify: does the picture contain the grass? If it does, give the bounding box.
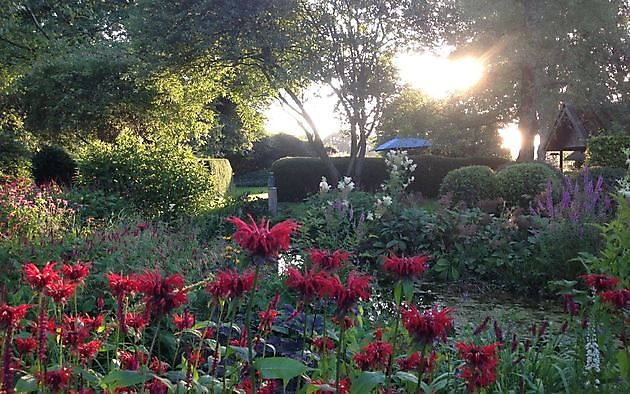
[229,185,268,199]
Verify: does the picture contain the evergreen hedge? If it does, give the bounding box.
[272,155,510,202]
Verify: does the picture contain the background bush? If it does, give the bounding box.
[32,145,76,186]
[586,134,630,168]
[77,134,229,218]
[439,165,498,206]
[273,155,510,202]
[568,166,626,193]
[202,158,233,197]
[496,162,561,208]
[229,133,315,175]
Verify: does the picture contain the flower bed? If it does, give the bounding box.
[1,212,628,393]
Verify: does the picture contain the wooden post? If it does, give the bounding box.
[559,149,564,172]
[268,173,277,216]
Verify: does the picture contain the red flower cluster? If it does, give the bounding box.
[456,342,500,393]
[309,249,351,272]
[38,367,72,393]
[601,289,630,309]
[579,274,621,292]
[286,267,340,301]
[23,262,59,291]
[15,337,37,355]
[227,214,298,261]
[334,270,371,317]
[60,314,103,353]
[61,261,91,284]
[0,304,30,330]
[23,261,90,303]
[136,269,187,318]
[353,329,393,371]
[106,273,138,298]
[401,304,453,345]
[311,377,351,394]
[206,269,255,300]
[173,310,196,330]
[397,350,437,373]
[383,253,429,280]
[312,337,335,352]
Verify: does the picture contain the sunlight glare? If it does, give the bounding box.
[395,53,483,99]
[498,123,522,160]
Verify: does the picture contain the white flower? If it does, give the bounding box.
[584,330,600,374]
[319,176,330,193]
[366,212,374,221]
[382,196,393,206]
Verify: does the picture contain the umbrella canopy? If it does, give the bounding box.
[374,137,432,152]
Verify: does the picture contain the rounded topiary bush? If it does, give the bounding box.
[496,162,561,208]
[439,165,498,206]
[77,135,229,217]
[32,145,76,186]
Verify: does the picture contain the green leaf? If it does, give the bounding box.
[15,374,38,393]
[395,371,418,384]
[618,349,630,379]
[402,279,414,302]
[351,371,385,394]
[254,357,307,388]
[100,368,152,389]
[393,281,402,305]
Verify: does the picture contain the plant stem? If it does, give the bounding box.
[385,293,403,390]
[245,265,261,394]
[148,317,162,361]
[335,321,346,391]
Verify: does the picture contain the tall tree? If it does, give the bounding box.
[448,0,630,161]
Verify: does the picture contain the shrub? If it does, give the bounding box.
[272,155,510,202]
[496,162,561,207]
[0,132,31,178]
[77,135,227,217]
[31,145,76,186]
[586,134,630,168]
[439,165,498,206]
[202,158,233,197]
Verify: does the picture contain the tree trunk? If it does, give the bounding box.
[517,0,538,162]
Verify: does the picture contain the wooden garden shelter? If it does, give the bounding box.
[541,102,588,171]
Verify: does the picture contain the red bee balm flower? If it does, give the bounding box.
[38,367,72,393]
[174,310,196,330]
[227,214,298,260]
[401,304,453,345]
[45,280,77,304]
[286,267,341,301]
[15,337,37,355]
[136,269,187,317]
[353,330,393,371]
[206,269,255,300]
[0,304,30,330]
[106,273,138,298]
[457,342,500,393]
[579,274,621,292]
[62,261,91,284]
[309,249,351,272]
[600,289,630,309]
[334,270,371,317]
[76,340,102,361]
[397,350,437,373]
[23,262,59,291]
[383,253,429,280]
[312,337,335,352]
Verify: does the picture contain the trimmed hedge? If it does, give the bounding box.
[496,162,561,208]
[203,158,233,197]
[439,166,498,206]
[586,134,630,168]
[32,145,76,186]
[77,136,230,217]
[272,155,510,202]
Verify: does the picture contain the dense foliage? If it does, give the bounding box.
[76,135,229,218]
[439,165,498,206]
[31,145,76,186]
[587,134,630,168]
[495,162,561,208]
